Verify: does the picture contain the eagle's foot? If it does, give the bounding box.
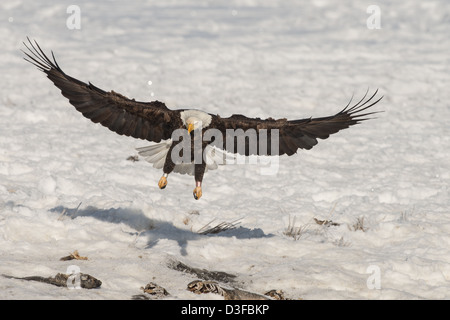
[193,186,202,200]
[158,175,168,189]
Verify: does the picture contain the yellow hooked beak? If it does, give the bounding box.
[187,123,194,133]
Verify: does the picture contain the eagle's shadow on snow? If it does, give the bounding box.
[50,205,273,256]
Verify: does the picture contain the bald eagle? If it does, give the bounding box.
[22,38,382,200]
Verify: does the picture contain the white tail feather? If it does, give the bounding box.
[136,141,231,176]
[136,140,171,170]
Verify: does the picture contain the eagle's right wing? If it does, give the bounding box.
[22,38,182,142]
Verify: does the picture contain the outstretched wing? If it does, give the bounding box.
[22,38,182,142]
[209,90,383,156]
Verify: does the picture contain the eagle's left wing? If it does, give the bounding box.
[209,90,383,156]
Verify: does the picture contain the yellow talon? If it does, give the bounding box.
[193,186,202,200]
[158,176,168,189]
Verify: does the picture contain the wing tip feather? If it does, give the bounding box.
[21,37,61,73]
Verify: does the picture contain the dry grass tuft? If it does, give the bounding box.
[350,217,368,232]
[283,216,308,240]
[197,219,242,235]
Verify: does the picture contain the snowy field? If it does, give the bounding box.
[1,0,449,300]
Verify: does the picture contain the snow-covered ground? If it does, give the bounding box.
[1,0,449,299]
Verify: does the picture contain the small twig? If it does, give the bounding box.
[126,155,139,162]
[313,218,340,227]
[60,250,88,261]
[58,202,82,220]
[57,208,67,221]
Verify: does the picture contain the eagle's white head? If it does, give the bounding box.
[180,110,212,133]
